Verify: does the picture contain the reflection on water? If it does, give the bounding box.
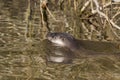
[0,0,120,80]
[0,41,46,80]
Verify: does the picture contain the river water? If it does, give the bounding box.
[0,0,120,80]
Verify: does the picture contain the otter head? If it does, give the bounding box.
[46,32,78,51]
[46,32,66,46]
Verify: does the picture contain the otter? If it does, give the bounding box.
[46,32,79,51]
[45,32,120,63]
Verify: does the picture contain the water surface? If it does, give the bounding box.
[0,0,120,80]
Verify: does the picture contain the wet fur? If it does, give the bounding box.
[46,32,79,51]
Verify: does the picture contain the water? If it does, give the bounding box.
[0,0,120,80]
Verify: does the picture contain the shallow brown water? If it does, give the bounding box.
[0,0,120,80]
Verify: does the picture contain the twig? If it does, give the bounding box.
[46,6,61,22]
[81,0,91,12]
[74,0,77,11]
[112,11,120,20]
[110,20,120,30]
[103,2,111,8]
[91,0,120,39]
[92,0,120,30]
[40,0,45,26]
